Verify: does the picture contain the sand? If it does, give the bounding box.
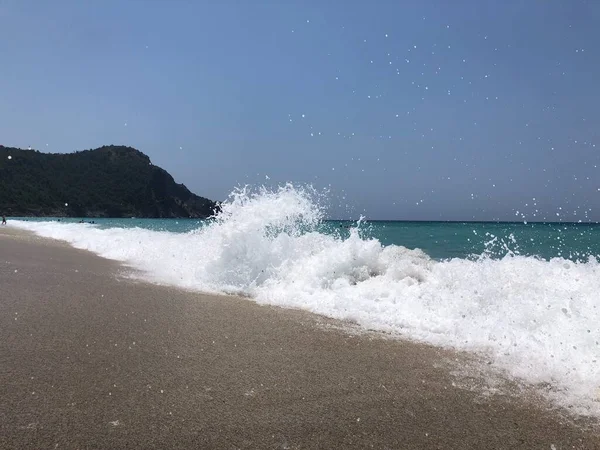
[0,227,598,449]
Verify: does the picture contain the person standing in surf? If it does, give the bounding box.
[1,215,6,225]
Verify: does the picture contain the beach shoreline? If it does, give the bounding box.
[1,228,598,449]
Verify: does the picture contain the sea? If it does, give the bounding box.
[9,184,600,417]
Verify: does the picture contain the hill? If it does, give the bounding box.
[0,145,218,218]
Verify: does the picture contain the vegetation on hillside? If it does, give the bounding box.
[0,145,218,218]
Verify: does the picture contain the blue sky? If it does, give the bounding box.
[1,0,598,220]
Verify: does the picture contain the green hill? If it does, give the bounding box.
[0,145,218,218]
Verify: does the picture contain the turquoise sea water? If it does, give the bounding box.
[13,217,600,262]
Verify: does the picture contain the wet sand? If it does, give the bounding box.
[0,227,598,449]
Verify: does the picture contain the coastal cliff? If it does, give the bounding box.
[0,145,218,218]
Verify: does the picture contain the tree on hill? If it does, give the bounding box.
[0,145,218,218]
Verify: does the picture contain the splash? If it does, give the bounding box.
[12,184,600,417]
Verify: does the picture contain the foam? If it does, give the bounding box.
[12,184,600,416]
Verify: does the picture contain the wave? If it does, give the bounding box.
[12,183,600,416]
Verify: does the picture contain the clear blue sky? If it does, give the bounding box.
[1,0,598,220]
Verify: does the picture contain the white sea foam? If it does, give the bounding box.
[12,184,600,416]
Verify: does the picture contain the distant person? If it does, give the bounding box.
[1,215,6,225]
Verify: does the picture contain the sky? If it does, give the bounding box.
[1,0,599,221]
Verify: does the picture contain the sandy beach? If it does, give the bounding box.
[0,227,598,449]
